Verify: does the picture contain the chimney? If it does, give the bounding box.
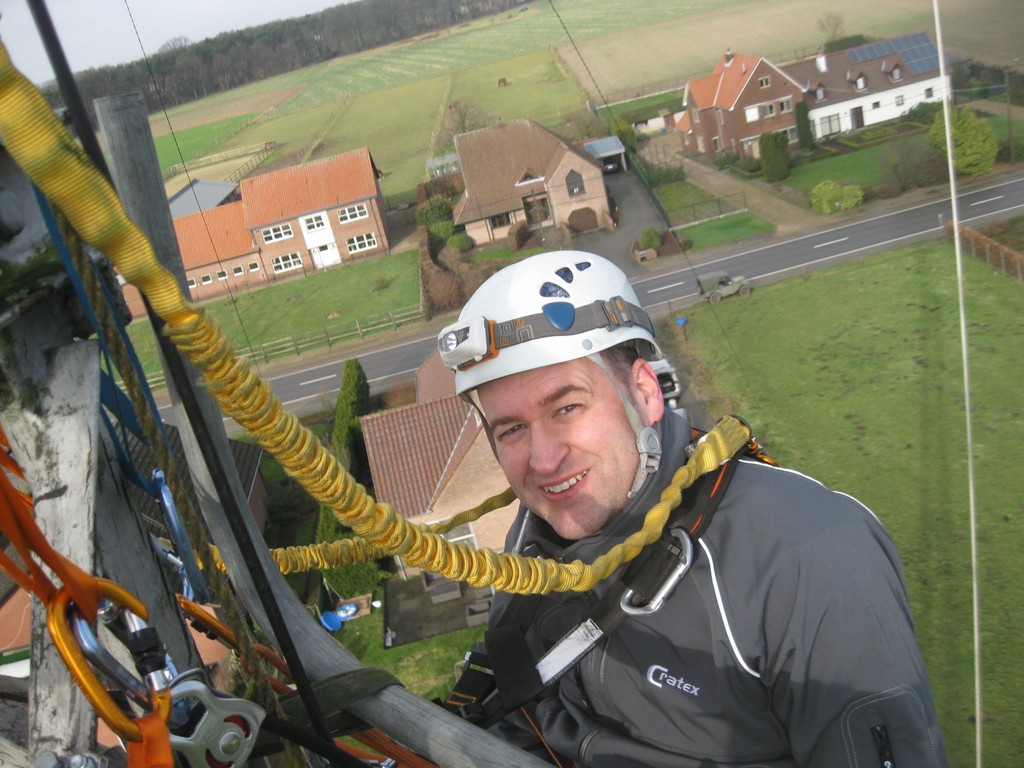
[725,47,734,65]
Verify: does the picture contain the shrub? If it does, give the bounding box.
[428,220,456,242]
[715,153,740,170]
[507,221,529,251]
[448,233,474,252]
[416,196,453,226]
[677,234,694,252]
[759,131,790,182]
[638,227,661,252]
[809,180,864,214]
[734,156,761,174]
[796,101,815,150]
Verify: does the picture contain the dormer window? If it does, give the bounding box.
[854,74,867,91]
[890,65,903,82]
[815,85,827,101]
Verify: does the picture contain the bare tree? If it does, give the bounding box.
[817,12,845,42]
[158,35,193,54]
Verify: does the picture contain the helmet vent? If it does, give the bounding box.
[555,267,574,283]
[576,261,591,271]
[540,281,570,298]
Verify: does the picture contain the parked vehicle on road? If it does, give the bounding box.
[697,270,752,303]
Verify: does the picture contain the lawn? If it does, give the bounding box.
[126,249,421,374]
[655,180,745,227]
[678,212,775,250]
[657,242,1023,765]
[152,113,257,172]
[781,143,890,195]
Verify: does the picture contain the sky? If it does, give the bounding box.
[1,0,342,85]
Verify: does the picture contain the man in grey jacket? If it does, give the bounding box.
[437,251,947,766]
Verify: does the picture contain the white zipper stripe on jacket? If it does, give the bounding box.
[700,537,760,679]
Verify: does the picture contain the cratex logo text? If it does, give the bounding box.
[646,665,701,696]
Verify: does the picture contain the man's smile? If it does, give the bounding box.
[543,470,588,494]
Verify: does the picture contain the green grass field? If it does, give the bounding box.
[782,144,891,194]
[679,212,776,249]
[126,249,420,372]
[657,242,1023,765]
[152,113,257,172]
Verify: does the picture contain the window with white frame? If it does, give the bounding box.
[303,214,326,231]
[337,203,369,223]
[187,278,197,288]
[854,74,867,91]
[744,105,759,123]
[692,108,701,124]
[891,65,903,82]
[819,113,841,137]
[780,98,792,113]
[763,103,776,118]
[248,261,260,272]
[895,95,905,107]
[872,101,881,109]
[261,223,293,243]
[200,274,212,285]
[346,233,377,254]
[815,85,827,101]
[232,266,244,276]
[217,270,228,281]
[759,76,771,88]
[271,253,303,273]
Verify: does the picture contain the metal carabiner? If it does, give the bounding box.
[46,578,172,742]
[619,528,694,616]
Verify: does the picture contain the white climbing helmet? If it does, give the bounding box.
[438,250,661,395]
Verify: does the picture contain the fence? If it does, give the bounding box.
[145,303,425,390]
[955,224,1024,283]
[162,141,276,180]
[664,191,748,228]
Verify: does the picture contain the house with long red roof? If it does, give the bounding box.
[132,148,391,313]
[677,49,805,162]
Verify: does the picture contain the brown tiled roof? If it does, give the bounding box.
[781,48,937,108]
[415,349,456,403]
[360,396,474,519]
[452,120,600,224]
[173,201,255,271]
[239,148,380,229]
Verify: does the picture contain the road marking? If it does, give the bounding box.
[970,195,1004,206]
[814,237,849,248]
[301,374,336,386]
[648,281,686,293]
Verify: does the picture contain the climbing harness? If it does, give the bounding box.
[443,420,775,726]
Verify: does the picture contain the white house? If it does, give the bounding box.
[781,32,949,140]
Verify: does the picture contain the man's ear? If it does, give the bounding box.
[632,358,666,425]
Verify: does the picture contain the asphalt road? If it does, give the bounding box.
[160,171,1024,432]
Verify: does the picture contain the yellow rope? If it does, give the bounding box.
[0,42,751,595]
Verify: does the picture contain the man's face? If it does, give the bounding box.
[476,355,664,540]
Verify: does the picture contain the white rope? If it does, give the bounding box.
[932,2,982,765]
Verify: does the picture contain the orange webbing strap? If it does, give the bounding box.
[127,712,174,768]
[0,428,173,764]
[0,428,100,617]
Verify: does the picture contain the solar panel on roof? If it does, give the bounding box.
[846,31,939,76]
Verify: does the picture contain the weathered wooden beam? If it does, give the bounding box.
[93,92,550,768]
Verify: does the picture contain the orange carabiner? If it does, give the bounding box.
[47,579,172,742]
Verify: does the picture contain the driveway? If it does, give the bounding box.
[570,168,668,278]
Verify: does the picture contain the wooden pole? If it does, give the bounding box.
[93,93,549,768]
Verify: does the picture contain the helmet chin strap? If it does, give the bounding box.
[588,354,661,497]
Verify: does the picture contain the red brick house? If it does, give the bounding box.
[678,49,806,162]
[123,149,392,315]
[240,148,390,277]
[452,120,613,244]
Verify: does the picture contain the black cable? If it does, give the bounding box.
[26,3,343,763]
[256,713,369,768]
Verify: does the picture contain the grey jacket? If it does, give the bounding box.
[489,411,947,766]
